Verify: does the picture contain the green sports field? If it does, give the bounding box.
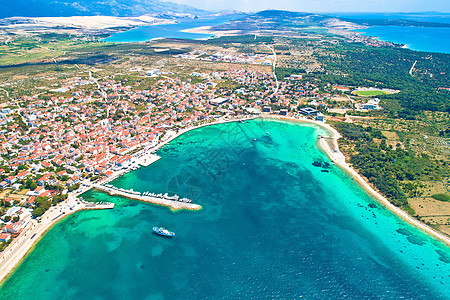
[352,90,390,96]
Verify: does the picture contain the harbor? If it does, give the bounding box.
[86,116,256,210]
[1,118,449,299]
[94,184,201,211]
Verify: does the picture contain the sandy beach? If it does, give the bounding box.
[1,113,448,286]
[143,115,258,154]
[181,26,242,36]
[0,115,256,286]
[177,113,450,247]
[0,192,114,284]
[265,114,450,246]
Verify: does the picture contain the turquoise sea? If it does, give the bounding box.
[336,12,450,54]
[104,15,242,42]
[357,26,450,54]
[104,12,450,55]
[332,12,450,24]
[1,119,449,298]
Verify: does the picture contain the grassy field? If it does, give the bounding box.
[352,90,390,97]
[349,114,450,234]
[0,36,105,66]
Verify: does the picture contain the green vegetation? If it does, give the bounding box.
[52,193,68,205]
[0,34,103,66]
[24,179,38,190]
[332,122,448,214]
[68,184,80,192]
[313,44,450,115]
[32,196,51,218]
[15,117,29,131]
[275,67,306,79]
[431,194,450,202]
[352,90,390,97]
[0,239,12,252]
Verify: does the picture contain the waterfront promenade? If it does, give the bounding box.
[0,115,253,284]
[1,113,449,289]
[0,195,114,284]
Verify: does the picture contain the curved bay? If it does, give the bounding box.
[1,119,449,299]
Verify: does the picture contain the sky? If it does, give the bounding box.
[164,0,450,13]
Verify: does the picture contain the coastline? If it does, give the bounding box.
[1,113,448,287]
[137,115,258,155]
[264,114,450,247]
[0,115,256,286]
[0,193,114,285]
[180,26,241,37]
[96,116,256,186]
[165,113,450,247]
[354,26,450,55]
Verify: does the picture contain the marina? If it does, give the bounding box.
[94,184,201,211]
[1,119,449,299]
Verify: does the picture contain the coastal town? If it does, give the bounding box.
[0,30,449,288]
[1,42,403,255]
[0,52,350,258]
[0,38,446,257]
[0,1,449,297]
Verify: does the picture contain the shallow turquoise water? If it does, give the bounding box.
[104,15,241,42]
[1,119,449,299]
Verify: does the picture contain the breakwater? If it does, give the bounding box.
[94,184,201,211]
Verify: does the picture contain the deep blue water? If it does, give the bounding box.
[356,26,450,54]
[1,120,449,299]
[332,12,450,24]
[104,12,450,54]
[334,12,450,54]
[104,15,242,42]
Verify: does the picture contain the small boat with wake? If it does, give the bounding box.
[153,227,175,237]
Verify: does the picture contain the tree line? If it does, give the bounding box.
[331,122,447,215]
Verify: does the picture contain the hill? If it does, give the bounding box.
[0,0,206,18]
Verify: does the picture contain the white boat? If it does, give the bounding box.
[153,227,175,237]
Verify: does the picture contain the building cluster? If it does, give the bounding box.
[174,50,274,65]
[0,65,351,246]
[358,98,381,110]
[0,206,32,243]
[348,34,395,48]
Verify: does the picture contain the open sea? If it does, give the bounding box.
[356,26,450,54]
[1,119,449,299]
[104,12,450,54]
[335,12,450,54]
